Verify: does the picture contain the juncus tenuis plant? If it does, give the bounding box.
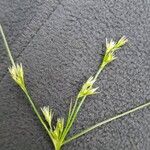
[1,24,150,150]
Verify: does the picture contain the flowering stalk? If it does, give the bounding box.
[1,24,150,150]
[0,24,53,143]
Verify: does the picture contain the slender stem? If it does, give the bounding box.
[0,24,52,140]
[63,100,150,144]
[0,24,15,66]
[23,88,52,139]
[67,96,86,131]
[66,97,78,128]
[61,96,86,141]
[93,67,103,81]
[68,96,86,128]
[68,67,103,128]
[70,98,78,120]
[61,67,103,141]
[61,98,78,140]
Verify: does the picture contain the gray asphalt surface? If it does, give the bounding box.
[0,0,150,150]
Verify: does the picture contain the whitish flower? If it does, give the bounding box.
[41,106,53,129]
[77,76,98,98]
[106,38,116,53]
[101,36,128,69]
[41,106,64,141]
[9,63,25,90]
[106,36,128,53]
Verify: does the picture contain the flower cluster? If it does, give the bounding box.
[9,63,26,91]
[41,106,53,129]
[51,118,64,141]
[41,106,64,144]
[77,76,98,98]
[101,36,128,70]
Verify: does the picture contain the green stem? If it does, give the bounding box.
[93,67,103,81]
[55,147,61,150]
[54,142,62,150]
[61,96,86,141]
[0,24,52,140]
[0,24,15,66]
[23,88,52,139]
[67,96,86,130]
[60,98,78,140]
[66,97,78,128]
[61,67,103,141]
[61,97,78,138]
[68,67,103,127]
[63,100,150,145]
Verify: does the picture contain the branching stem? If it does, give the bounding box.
[61,66,103,141]
[2,24,149,150]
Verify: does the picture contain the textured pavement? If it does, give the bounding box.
[0,0,150,150]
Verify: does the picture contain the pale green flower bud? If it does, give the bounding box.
[56,118,64,133]
[41,106,53,129]
[77,76,98,98]
[115,36,128,48]
[101,36,128,70]
[101,52,117,69]
[51,118,64,140]
[106,38,116,53]
[9,63,26,91]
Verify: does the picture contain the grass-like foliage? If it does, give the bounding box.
[0,24,149,150]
